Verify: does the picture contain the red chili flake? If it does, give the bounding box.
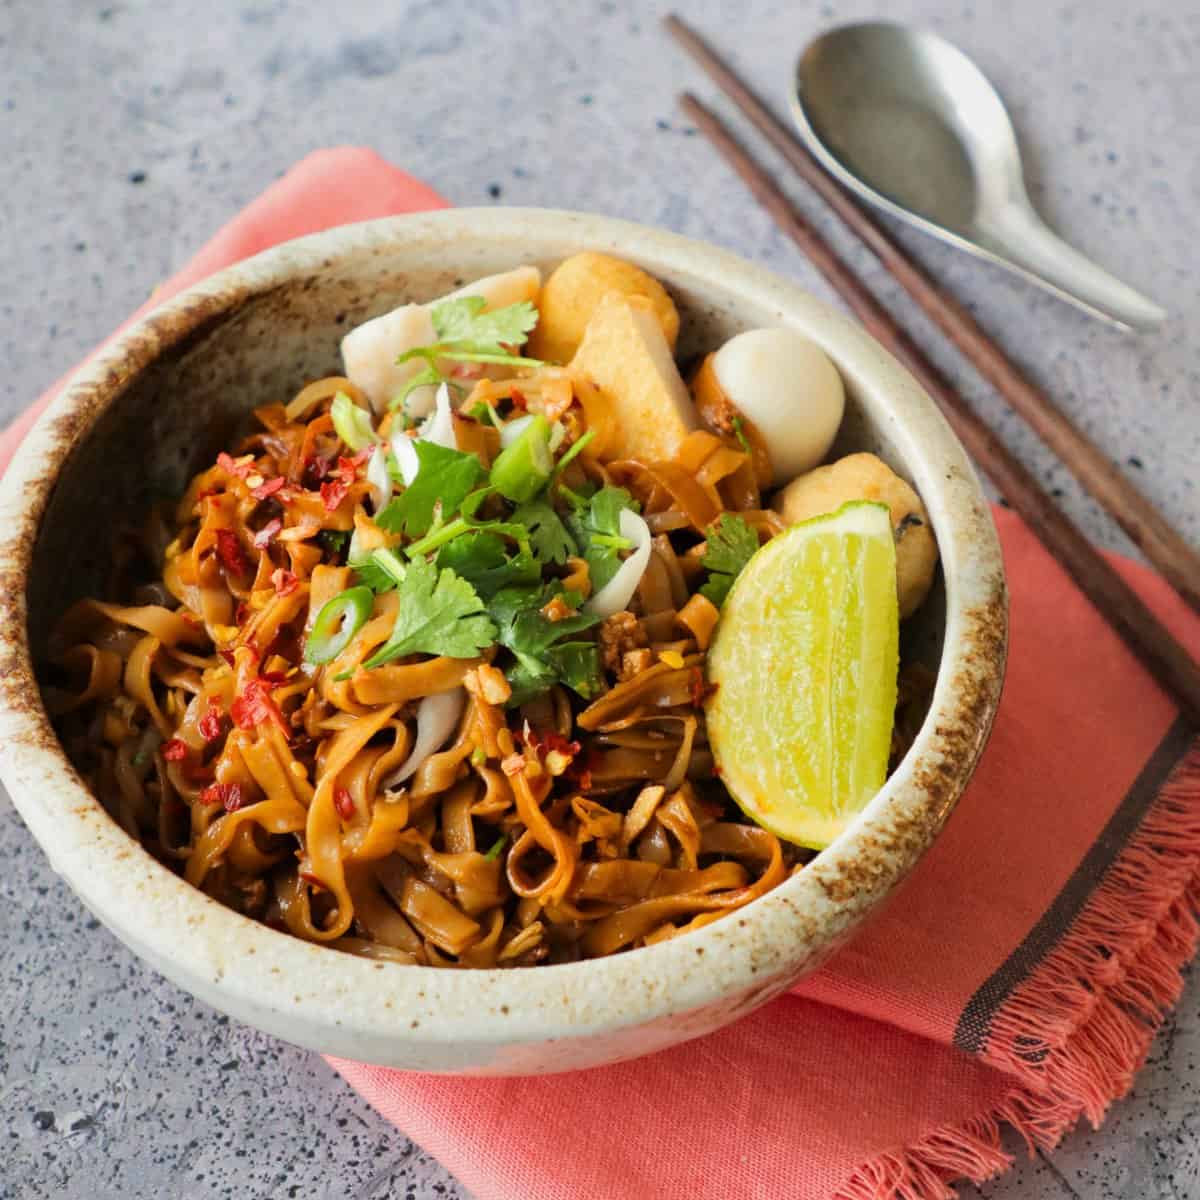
[161,738,188,762]
[566,746,600,792]
[253,518,283,549]
[319,476,350,513]
[270,567,299,597]
[198,703,224,743]
[218,649,237,667]
[234,600,250,626]
[522,727,581,758]
[182,760,213,784]
[199,782,243,812]
[689,668,718,708]
[508,387,528,410]
[230,678,288,733]
[341,448,372,470]
[250,475,286,501]
[217,452,255,479]
[333,787,355,820]
[300,453,334,489]
[215,529,250,576]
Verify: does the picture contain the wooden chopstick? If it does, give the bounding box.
[675,88,1200,724]
[665,13,1200,617]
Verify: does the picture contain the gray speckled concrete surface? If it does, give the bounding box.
[1,1,1197,1197]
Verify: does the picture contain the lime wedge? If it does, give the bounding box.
[705,500,899,850]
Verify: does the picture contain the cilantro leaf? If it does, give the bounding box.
[436,532,540,599]
[699,514,759,606]
[511,499,577,565]
[489,583,601,704]
[376,442,483,538]
[318,529,349,560]
[428,296,539,355]
[504,655,560,708]
[387,298,541,412]
[542,642,603,699]
[364,559,496,666]
[351,555,399,594]
[566,486,639,592]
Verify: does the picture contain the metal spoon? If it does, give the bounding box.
[792,22,1166,331]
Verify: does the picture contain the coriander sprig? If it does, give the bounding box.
[390,296,542,412]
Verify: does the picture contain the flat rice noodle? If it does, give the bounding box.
[457,909,506,968]
[570,795,622,844]
[621,784,666,848]
[587,744,679,785]
[351,655,481,707]
[571,371,616,460]
[655,789,702,869]
[424,848,506,915]
[124,636,173,737]
[300,703,399,941]
[333,937,421,966]
[227,821,286,874]
[636,549,675,615]
[507,768,576,902]
[635,460,722,532]
[676,593,719,651]
[652,536,689,609]
[471,765,515,819]
[69,599,208,650]
[345,863,425,954]
[644,509,691,534]
[571,858,662,903]
[378,859,482,957]
[577,661,701,729]
[44,644,123,715]
[440,778,480,853]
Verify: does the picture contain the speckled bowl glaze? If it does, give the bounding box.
[0,209,1006,1075]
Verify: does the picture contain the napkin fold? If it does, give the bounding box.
[6,148,1198,1200]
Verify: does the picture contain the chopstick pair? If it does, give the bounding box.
[664,14,1200,725]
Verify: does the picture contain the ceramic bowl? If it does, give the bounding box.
[0,209,1006,1075]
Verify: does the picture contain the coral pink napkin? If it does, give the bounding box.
[6,148,1199,1200]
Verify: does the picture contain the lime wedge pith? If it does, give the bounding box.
[705,500,900,851]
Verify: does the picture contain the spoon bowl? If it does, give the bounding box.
[793,22,1166,331]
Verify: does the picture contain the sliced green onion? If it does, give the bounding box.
[483,833,507,861]
[731,416,753,457]
[330,391,377,452]
[489,414,553,504]
[304,586,374,665]
[370,548,408,588]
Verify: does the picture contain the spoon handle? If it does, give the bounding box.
[971,202,1167,332]
[663,12,1200,616]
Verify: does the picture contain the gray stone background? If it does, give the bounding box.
[2,1,1197,1197]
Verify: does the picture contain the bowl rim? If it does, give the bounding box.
[0,207,1007,1060]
